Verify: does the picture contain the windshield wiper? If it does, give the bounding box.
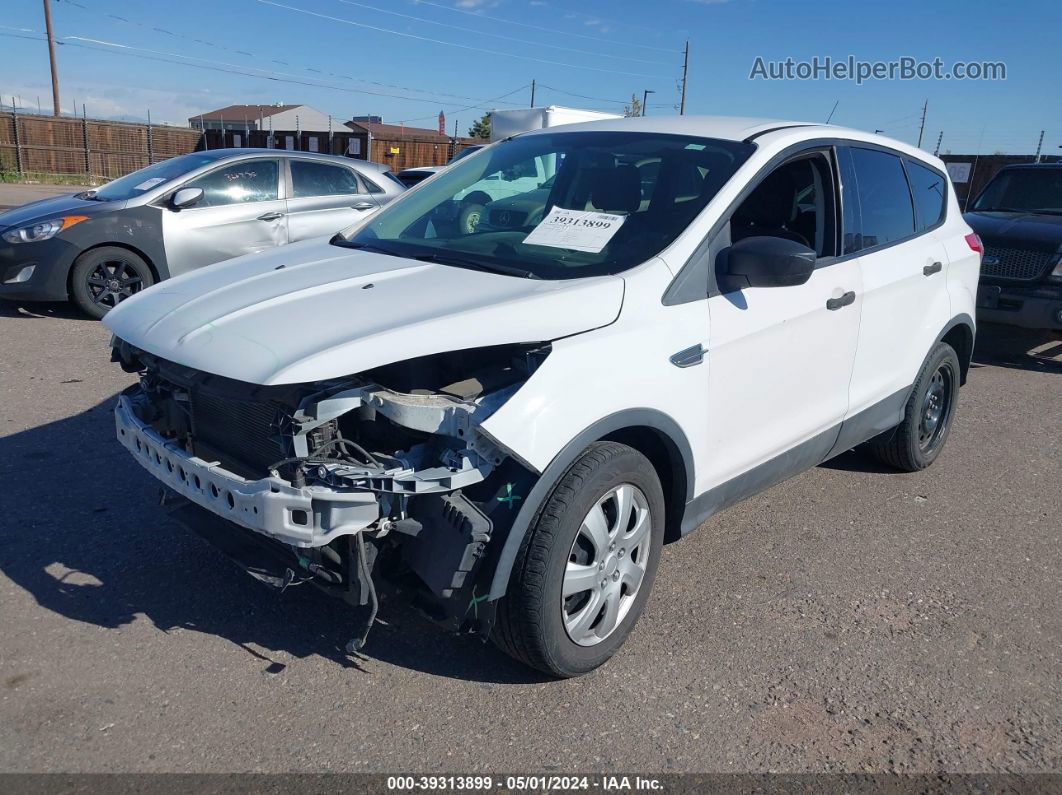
[411,252,539,279]
[975,206,1029,213]
[330,238,402,257]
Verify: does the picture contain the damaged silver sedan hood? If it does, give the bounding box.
[103,238,624,385]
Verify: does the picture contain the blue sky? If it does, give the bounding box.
[1,0,1058,154]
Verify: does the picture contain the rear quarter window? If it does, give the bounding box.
[905,159,947,231]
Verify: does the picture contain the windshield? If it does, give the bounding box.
[93,153,219,201]
[335,131,754,279]
[972,168,1062,214]
[448,145,484,165]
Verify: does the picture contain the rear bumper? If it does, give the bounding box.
[115,393,380,547]
[976,283,1062,330]
[0,236,79,302]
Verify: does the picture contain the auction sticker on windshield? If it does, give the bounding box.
[522,207,626,253]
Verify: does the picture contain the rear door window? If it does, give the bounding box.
[847,147,915,250]
[290,160,363,198]
[905,159,947,231]
[185,159,280,207]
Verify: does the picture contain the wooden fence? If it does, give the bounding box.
[0,112,200,180]
[0,112,483,182]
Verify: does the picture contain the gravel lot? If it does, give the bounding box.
[0,299,1059,774]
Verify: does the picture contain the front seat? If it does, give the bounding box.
[731,166,811,247]
[589,165,641,214]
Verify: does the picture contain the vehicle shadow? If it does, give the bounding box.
[0,300,93,322]
[971,322,1062,375]
[0,395,547,684]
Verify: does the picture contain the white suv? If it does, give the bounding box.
[105,116,981,677]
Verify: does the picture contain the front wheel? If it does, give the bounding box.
[70,246,154,319]
[493,442,665,677]
[865,341,961,471]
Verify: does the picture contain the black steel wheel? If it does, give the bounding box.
[865,341,961,471]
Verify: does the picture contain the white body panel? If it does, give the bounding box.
[847,233,953,415]
[700,259,863,490]
[103,239,623,385]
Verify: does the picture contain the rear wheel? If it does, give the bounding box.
[865,341,960,471]
[493,442,664,677]
[70,246,154,319]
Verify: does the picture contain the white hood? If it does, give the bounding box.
[103,238,624,385]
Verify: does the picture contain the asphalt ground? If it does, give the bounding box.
[0,183,88,211]
[0,298,1059,774]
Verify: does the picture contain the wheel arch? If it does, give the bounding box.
[486,409,694,601]
[66,241,161,295]
[937,313,975,385]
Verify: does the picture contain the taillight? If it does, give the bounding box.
[965,232,983,256]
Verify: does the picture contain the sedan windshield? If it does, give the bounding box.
[335,131,754,279]
[972,168,1062,214]
[93,153,219,201]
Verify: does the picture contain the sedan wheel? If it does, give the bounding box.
[86,259,144,309]
[70,246,154,319]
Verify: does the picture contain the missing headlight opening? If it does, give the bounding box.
[111,338,549,647]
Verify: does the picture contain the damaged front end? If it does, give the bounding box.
[111,338,546,645]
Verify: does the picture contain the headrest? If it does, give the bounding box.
[737,167,797,226]
[590,165,641,214]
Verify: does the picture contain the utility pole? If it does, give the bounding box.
[42,0,61,116]
[933,130,943,156]
[642,89,655,116]
[916,98,928,148]
[679,41,689,115]
[530,79,535,108]
[1034,130,1045,162]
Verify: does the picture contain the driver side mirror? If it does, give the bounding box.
[724,236,816,288]
[171,187,204,209]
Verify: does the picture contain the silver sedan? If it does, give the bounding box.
[0,149,405,318]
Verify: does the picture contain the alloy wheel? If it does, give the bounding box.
[86,258,144,308]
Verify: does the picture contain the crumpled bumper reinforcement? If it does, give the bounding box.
[114,394,379,547]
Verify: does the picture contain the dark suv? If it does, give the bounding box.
[964,163,1062,330]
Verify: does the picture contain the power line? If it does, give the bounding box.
[0,31,530,115]
[51,3,528,107]
[334,0,672,67]
[255,0,669,78]
[408,0,680,54]
[392,84,533,124]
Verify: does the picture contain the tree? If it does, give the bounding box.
[623,94,643,118]
[468,113,491,140]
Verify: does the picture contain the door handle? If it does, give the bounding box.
[257,212,284,221]
[826,291,856,311]
[670,343,705,368]
[923,261,943,276]
[351,201,376,211]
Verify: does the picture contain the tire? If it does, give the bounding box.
[457,202,484,235]
[70,246,154,320]
[865,341,961,472]
[493,442,665,678]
